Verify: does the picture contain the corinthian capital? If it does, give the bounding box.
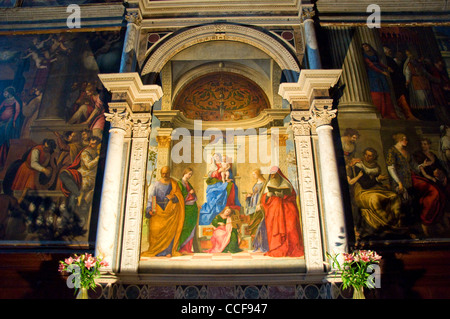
[131,118,151,139]
[309,99,337,128]
[125,11,142,25]
[290,110,312,136]
[301,6,316,22]
[105,109,131,131]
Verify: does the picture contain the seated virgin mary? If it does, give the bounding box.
[199,153,241,225]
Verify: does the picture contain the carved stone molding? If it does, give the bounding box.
[0,3,124,31]
[153,109,290,131]
[139,0,302,18]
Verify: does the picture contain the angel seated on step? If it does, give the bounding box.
[206,206,242,254]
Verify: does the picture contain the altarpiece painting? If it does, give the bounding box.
[139,71,306,268]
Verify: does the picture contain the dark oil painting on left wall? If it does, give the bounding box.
[0,30,124,248]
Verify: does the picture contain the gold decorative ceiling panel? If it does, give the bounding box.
[173,72,270,121]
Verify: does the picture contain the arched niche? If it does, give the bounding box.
[140,22,301,84]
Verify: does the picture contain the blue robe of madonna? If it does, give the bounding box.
[199,170,241,225]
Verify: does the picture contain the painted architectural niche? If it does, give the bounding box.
[173,72,270,121]
[140,68,305,270]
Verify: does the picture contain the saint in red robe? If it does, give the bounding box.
[261,166,304,257]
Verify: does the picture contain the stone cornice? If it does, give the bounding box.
[153,109,290,131]
[139,16,302,30]
[316,0,448,13]
[98,72,163,113]
[316,0,450,24]
[135,0,302,18]
[278,69,342,108]
[0,4,125,32]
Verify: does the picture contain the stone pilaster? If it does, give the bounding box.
[120,116,152,273]
[290,111,324,272]
[325,26,378,118]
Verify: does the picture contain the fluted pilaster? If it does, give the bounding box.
[325,26,378,118]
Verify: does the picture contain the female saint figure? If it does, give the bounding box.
[246,168,268,252]
[0,87,21,169]
[387,133,445,236]
[362,43,399,119]
[177,168,199,254]
[199,153,241,225]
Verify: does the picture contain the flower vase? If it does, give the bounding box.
[76,287,89,299]
[352,286,365,299]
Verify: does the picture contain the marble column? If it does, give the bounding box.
[325,26,377,118]
[120,116,152,273]
[120,11,141,73]
[290,110,324,272]
[310,99,348,261]
[302,6,322,70]
[95,109,131,272]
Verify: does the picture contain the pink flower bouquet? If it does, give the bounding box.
[58,253,108,294]
[326,250,382,291]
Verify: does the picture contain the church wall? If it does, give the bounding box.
[0,0,449,300]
